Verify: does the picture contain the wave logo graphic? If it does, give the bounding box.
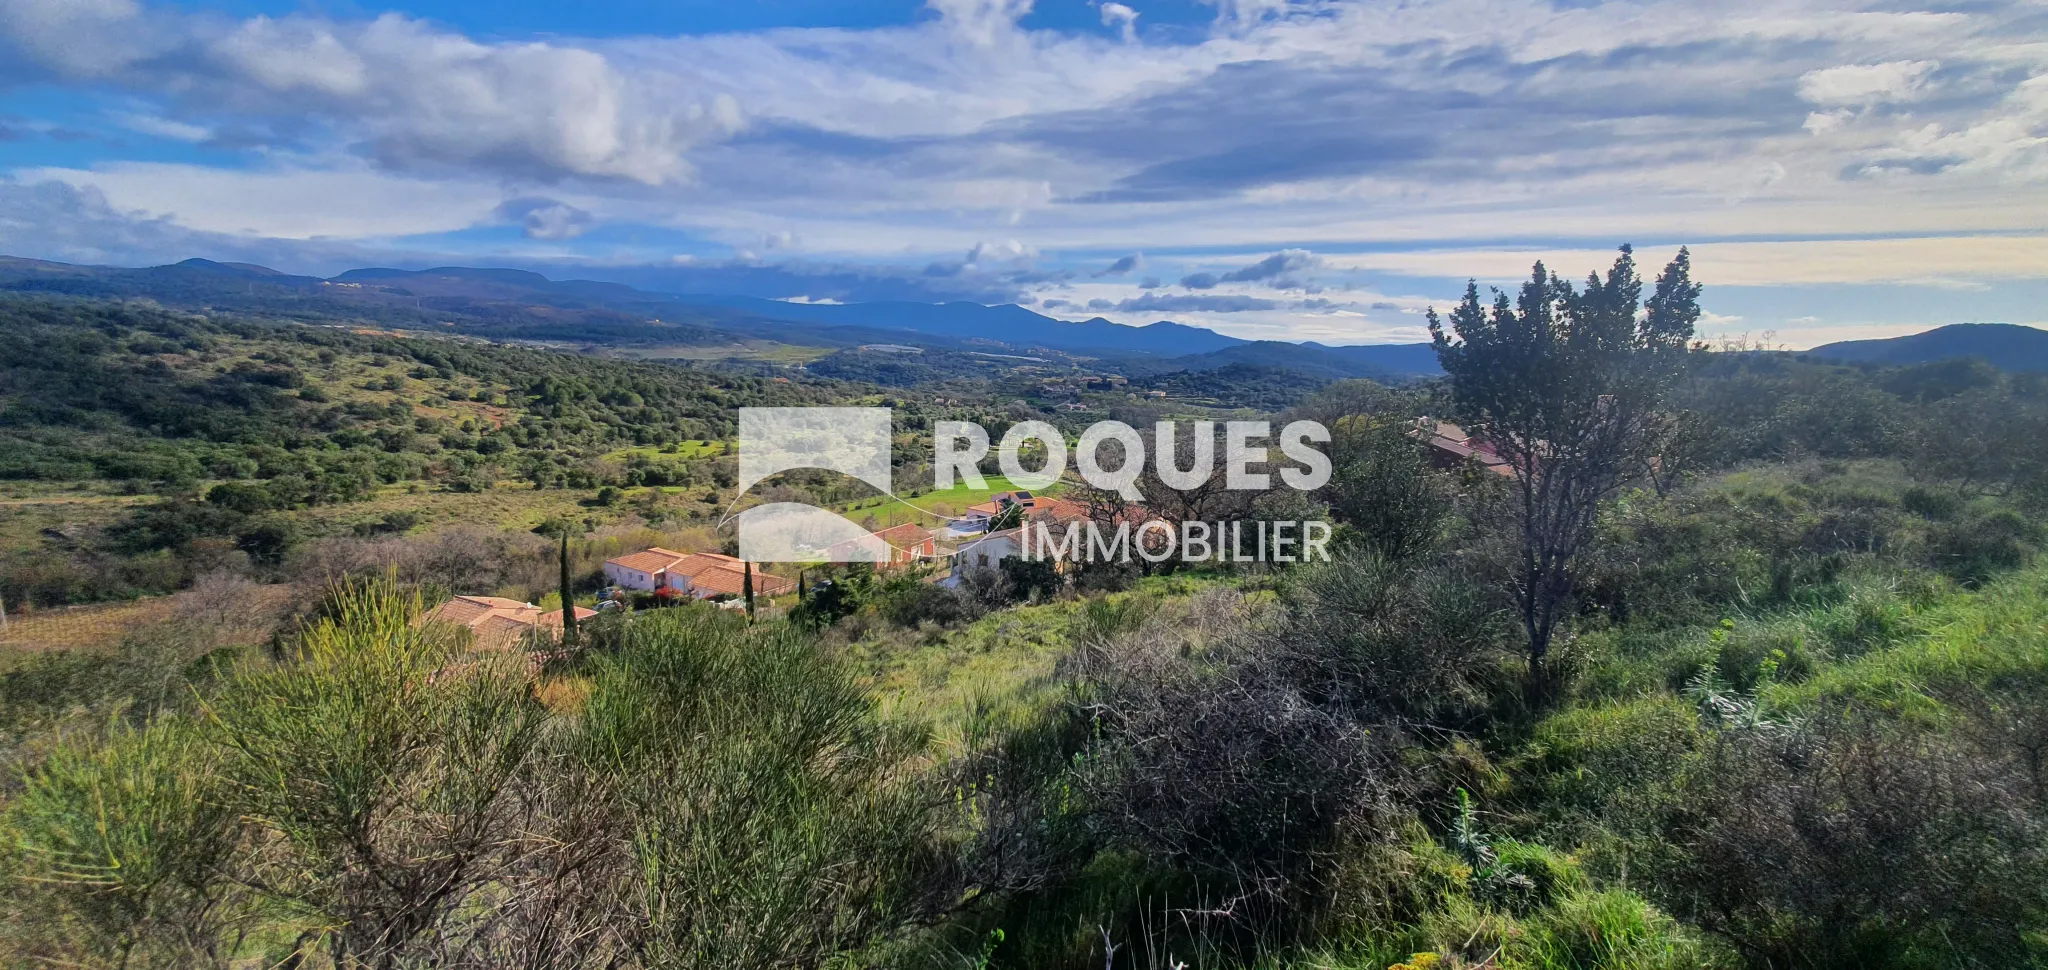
[729,407,914,563]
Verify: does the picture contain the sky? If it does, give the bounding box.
[1,0,2045,348]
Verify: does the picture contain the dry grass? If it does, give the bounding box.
[534,675,593,715]
[0,596,179,656]
[0,579,297,661]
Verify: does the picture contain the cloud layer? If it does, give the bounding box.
[1,0,2045,345]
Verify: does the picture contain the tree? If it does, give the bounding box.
[1428,245,1700,700]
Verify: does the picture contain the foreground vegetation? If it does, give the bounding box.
[4,272,2048,968]
[5,443,2043,968]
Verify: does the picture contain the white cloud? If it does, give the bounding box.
[0,0,150,77]
[495,197,595,240]
[17,162,507,238]
[966,238,1038,264]
[2,6,742,183]
[1319,236,2048,287]
[1798,60,1939,106]
[1098,2,1139,42]
[112,111,210,142]
[925,0,1035,46]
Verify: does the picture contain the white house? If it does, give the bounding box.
[603,547,692,591]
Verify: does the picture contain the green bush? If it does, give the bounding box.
[575,608,955,970]
[1929,508,2039,585]
[2,717,244,969]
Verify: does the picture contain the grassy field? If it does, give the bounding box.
[603,439,728,462]
[844,573,1236,743]
[836,475,1060,529]
[0,596,179,658]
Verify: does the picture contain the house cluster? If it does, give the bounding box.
[421,595,597,650]
[601,547,796,599]
[946,491,1094,581]
[946,489,1088,533]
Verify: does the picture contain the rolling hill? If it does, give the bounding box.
[1810,323,2048,371]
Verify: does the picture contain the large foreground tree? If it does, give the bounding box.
[1429,245,1701,701]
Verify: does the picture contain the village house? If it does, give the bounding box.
[602,548,795,599]
[948,489,1073,532]
[1412,419,1519,479]
[420,595,598,651]
[826,521,940,566]
[943,497,1093,584]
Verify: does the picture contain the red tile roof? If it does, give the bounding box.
[421,596,597,651]
[872,522,934,547]
[606,546,692,574]
[685,563,795,597]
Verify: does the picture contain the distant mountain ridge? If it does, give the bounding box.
[1809,323,2048,372]
[0,255,1444,379]
[658,293,1249,356]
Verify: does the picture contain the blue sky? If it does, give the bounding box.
[2,0,2045,348]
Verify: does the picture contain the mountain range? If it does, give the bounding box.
[0,256,1441,381]
[7,255,2040,383]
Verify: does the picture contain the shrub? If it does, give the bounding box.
[574,608,955,969]
[878,577,981,628]
[1929,508,2039,585]
[1640,713,2048,969]
[2,717,245,969]
[1279,550,1505,726]
[1064,602,1412,938]
[1900,486,1960,521]
[203,578,548,966]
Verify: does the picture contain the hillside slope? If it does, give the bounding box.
[1810,323,2048,371]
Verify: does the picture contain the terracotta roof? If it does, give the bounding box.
[1031,498,1091,523]
[428,595,531,628]
[422,596,596,651]
[686,563,795,597]
[471,614,537,650]
[607,548,691,574]
[536,606,600,631]
[872,522,933,547]
[1411,419,1518,479]
[668,552,747,580]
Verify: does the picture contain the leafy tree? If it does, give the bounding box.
[1429,245,1701,699]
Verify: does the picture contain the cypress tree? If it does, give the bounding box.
[743,560,756,621]
[559,531,578,646]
